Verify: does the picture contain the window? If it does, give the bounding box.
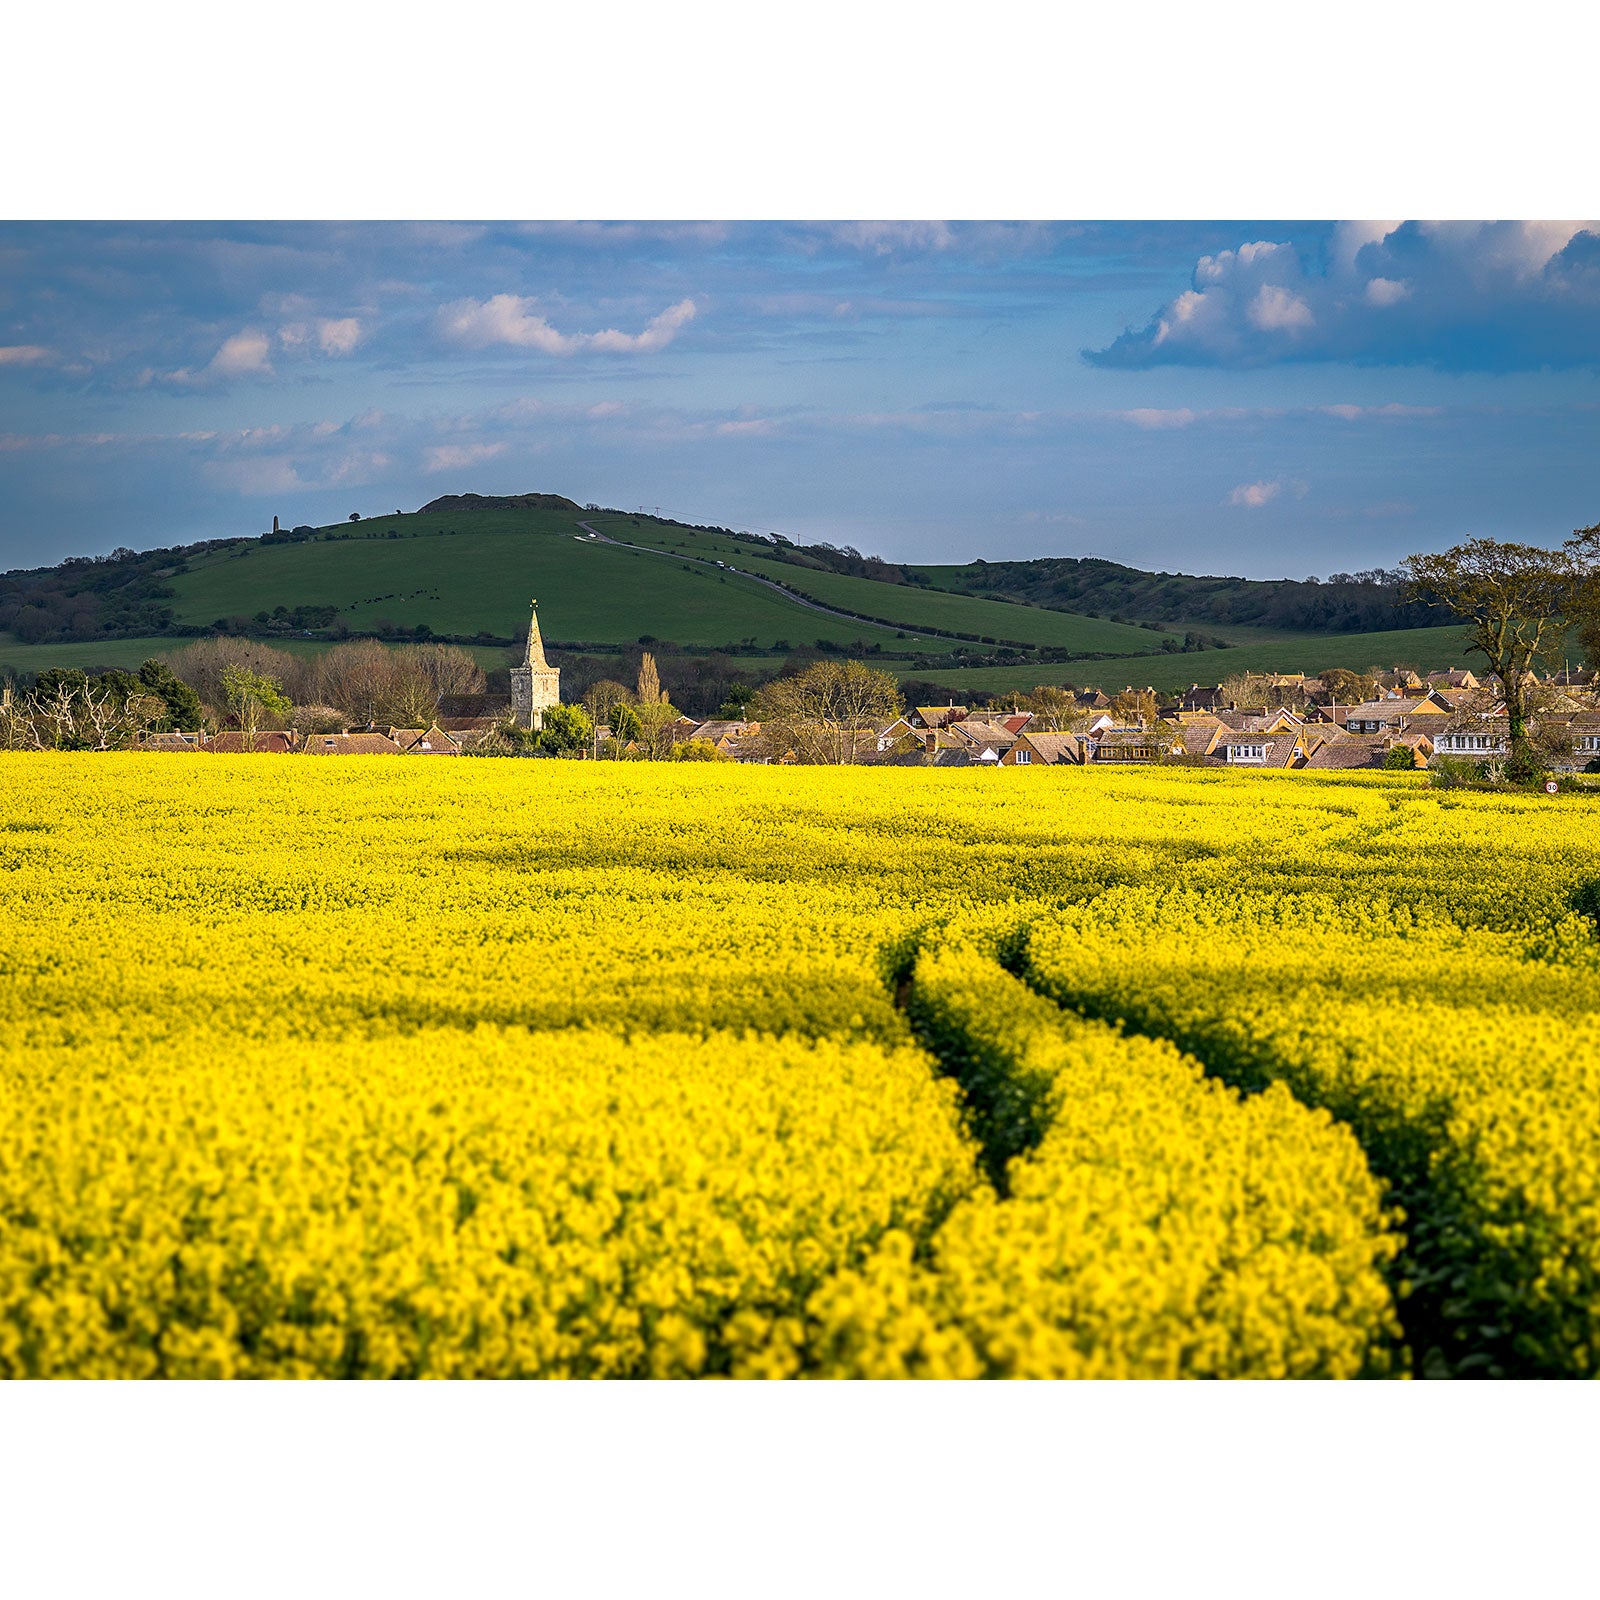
[1015,748,1032,764]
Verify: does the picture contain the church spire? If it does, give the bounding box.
[524,599,550,670]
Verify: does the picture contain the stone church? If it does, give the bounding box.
[509,601,561,729]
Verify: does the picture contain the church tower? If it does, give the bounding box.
[509,600,561,730]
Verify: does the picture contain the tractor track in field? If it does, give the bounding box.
[575,520,945,645]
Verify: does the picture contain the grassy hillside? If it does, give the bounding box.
[167,508,939,654]
[708,550,1177,653]
[902,623,1486,696]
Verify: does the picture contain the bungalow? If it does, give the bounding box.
[1304,735,1387,770]
[1000,732,1081,766]
[135,730,206,752]
[949,718,1017,761]
[210,731,298,754]
[1090,726,1184,764]
[912,704,969,730]
[1343,694,1450,735]
[302,732,404,755]
[398,724,460,754]
[1214,730,1313,768]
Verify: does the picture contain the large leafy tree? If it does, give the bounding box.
[536,702,593,758]
[1401,533,1599,754]
[137,658,204,731]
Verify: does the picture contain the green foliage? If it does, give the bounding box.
[609,703,643,744]
[670,738,727,762]
[221,664,291,733]
[137,658,203,731]
[536,702,593,758]
[1382,744,1418,771]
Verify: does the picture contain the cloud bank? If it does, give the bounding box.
[1087,221,1600,370]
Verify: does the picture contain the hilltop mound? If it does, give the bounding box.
[418,492,582,515]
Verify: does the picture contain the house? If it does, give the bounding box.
[1303,734,1388,770]
[398,724,460,755]
[1089,726,1182,763]
[1000,732,1081,766]
[1431,720,1510,762]
[135,731,206,752]
[302,732,404,755]
[912,704,969,730]
[210,731,298,754]
[1173,723,1223,759]
[949,719,1017,762]
[1422,668,1482,691]
[1214,729,1315,768]
[1342,694,1450,735]
[1174,685,1227,714]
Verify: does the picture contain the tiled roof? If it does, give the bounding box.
[210,731,297,754]
[302,733,403,755]
[1304,737,1383,769]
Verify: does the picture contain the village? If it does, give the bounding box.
[131,658,1600,774]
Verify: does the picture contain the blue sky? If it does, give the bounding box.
[2,219,1597,577]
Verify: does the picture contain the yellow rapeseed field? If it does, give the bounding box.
[1,754,1596,1376]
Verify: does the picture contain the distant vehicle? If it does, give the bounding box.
[715,560,727,568]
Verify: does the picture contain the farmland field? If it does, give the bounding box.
[2,756,1597,1378]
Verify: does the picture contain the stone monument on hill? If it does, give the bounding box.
[509,600,561,730]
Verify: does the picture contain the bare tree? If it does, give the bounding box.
[1217,671,1275,710]
[1109,688,1158,726]
[582,679,632,726]
[748,660,902,764]
[309,640,404,727]
[5,675,164,750]
[406,643,485,702]
[161,638,303,718]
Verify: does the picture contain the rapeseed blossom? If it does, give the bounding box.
[0,754,1595,1375]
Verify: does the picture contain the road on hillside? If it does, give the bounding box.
[574,520,941,645]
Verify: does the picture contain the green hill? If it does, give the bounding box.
[154,505,1172,661]
[0,492,1516,698]
[168,507,871,649]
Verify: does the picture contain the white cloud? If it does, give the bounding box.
[1119,407,1198,429]
[422,442,507,473]
[166,329,275,387]
[1090,221,1600,370]
[1318,402,1439,421]
[1364,277,1409,307]
[1228,479,1283,508]
[825,222,957,254]
[1248,284,1315,333]
[0,345,54,366]
[279,317,364,356]
[437,295,697,356]
[209,330,274,377]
